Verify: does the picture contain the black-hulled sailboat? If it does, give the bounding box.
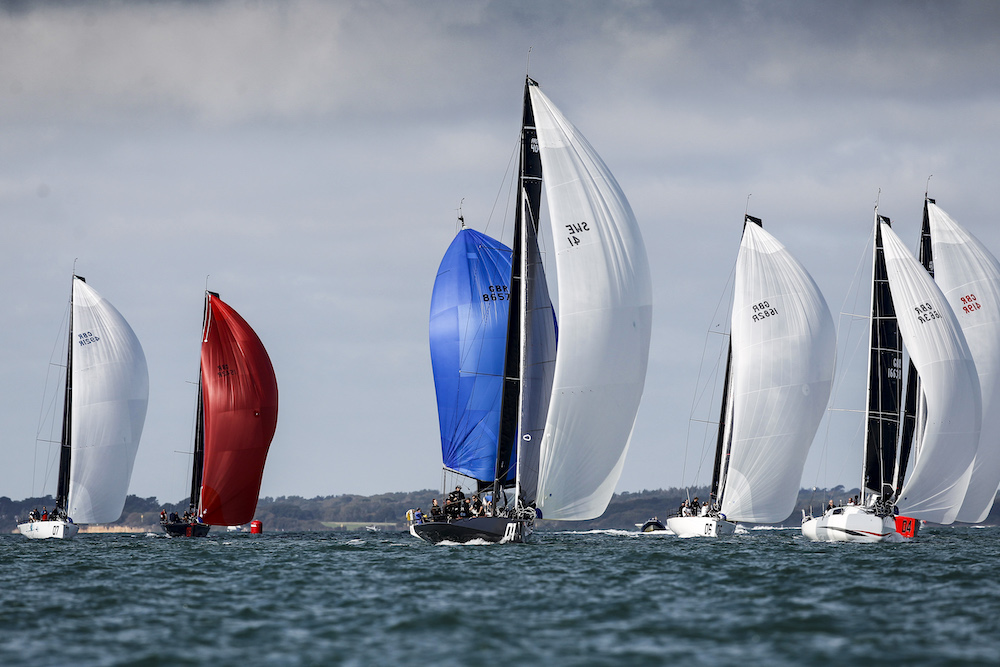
[162,291,278,537]
[410,77,652,544]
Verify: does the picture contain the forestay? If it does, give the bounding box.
[927,203,1000,522]
[68,278,149,524]
[720,223,837,522]
[529,86,653,520]
[880,220,981,524]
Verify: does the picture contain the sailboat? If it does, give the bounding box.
[802,209,981,542]
[19,275,149,540]
[923,198,1000,523]
[667,216,836,538]
[161,291,278,537]
[411,76,652,544]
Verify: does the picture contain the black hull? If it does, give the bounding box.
[161,522,211,538]
[411,517,529,544]
[641,519,666,532]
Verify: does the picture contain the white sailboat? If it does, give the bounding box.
[413,76,651,543]
[924,199,1000,523]
[18,275,149,540]
[669,216,836,538]
[802,210,981,542]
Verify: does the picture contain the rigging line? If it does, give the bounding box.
[925,174,933,199]
[525,46,532,77]
[485,128,519,243]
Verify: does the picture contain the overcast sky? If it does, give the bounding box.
[3,0,999,508]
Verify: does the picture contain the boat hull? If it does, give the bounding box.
[411,517,529,544]
[161,522,212,538]
[801,505,901,543]
[640,519,667,533]
[18,520,80,540]
[666,515,737,538]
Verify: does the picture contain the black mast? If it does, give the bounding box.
[862,215,904,505]
[188,291,217,512]
[493,77,544,509]
[710,215,762,508]
[895,198,935,497]
[55,275,82,513]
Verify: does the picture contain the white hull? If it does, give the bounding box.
[666,515,737,538]
[18,520,80,540]
[801,505,901,543]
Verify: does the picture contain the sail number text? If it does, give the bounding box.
[751,301,778,322]
[566,222,590,247]
[913,302,942,324]
[959,293,981,314]
[482,285,509,301]
[216,364,236,378]
[886,356,903,380]
[77,331,100,346]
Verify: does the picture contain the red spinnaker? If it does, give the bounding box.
[199,295,278,526]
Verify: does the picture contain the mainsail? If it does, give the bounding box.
[66,277,149,524]
[880,219,981,524]
[717,220,837,522]
[925,201,1000,522]
[429,228,513,484]
[528,82,653,520]
[197,293,279,526]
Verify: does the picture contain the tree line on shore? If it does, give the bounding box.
[3,486,998,534]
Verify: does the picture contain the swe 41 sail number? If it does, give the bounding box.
[566,222,590,247]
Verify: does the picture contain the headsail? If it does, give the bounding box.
[199,293,278,526]
[528,83,653,520]
[926,202,1000,522]
[429,228,513,484]
[719,221,836,522]
[880,220,981,524]
[67,277,149,524]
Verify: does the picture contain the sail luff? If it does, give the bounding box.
[55,277,76,512]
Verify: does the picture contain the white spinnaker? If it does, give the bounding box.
[927,203,1000,522]
[529,85,653,520]
[68,278,149,524]
[720,223,836,522]
[880,221,980,524]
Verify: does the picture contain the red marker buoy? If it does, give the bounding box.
[250,520,263,534]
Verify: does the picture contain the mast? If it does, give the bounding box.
[895,198,934,496]
[861,213,903,505]
[188,291,216,512]
[711,215,762,508]
[493,77,543,509]
[55,275,81,513]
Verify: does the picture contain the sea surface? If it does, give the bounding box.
[1,525,997,666]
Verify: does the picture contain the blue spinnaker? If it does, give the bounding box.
[430,228,512,483]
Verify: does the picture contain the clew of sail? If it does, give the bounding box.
[430,228,513,484]
[880,220,981,524]
[926,202,1000,522]
[67,278,149,524]
[199,294,278,526]
[720,222,837,522]
[528,85,653,521]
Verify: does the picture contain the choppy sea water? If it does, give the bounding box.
[1,526,997,666]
